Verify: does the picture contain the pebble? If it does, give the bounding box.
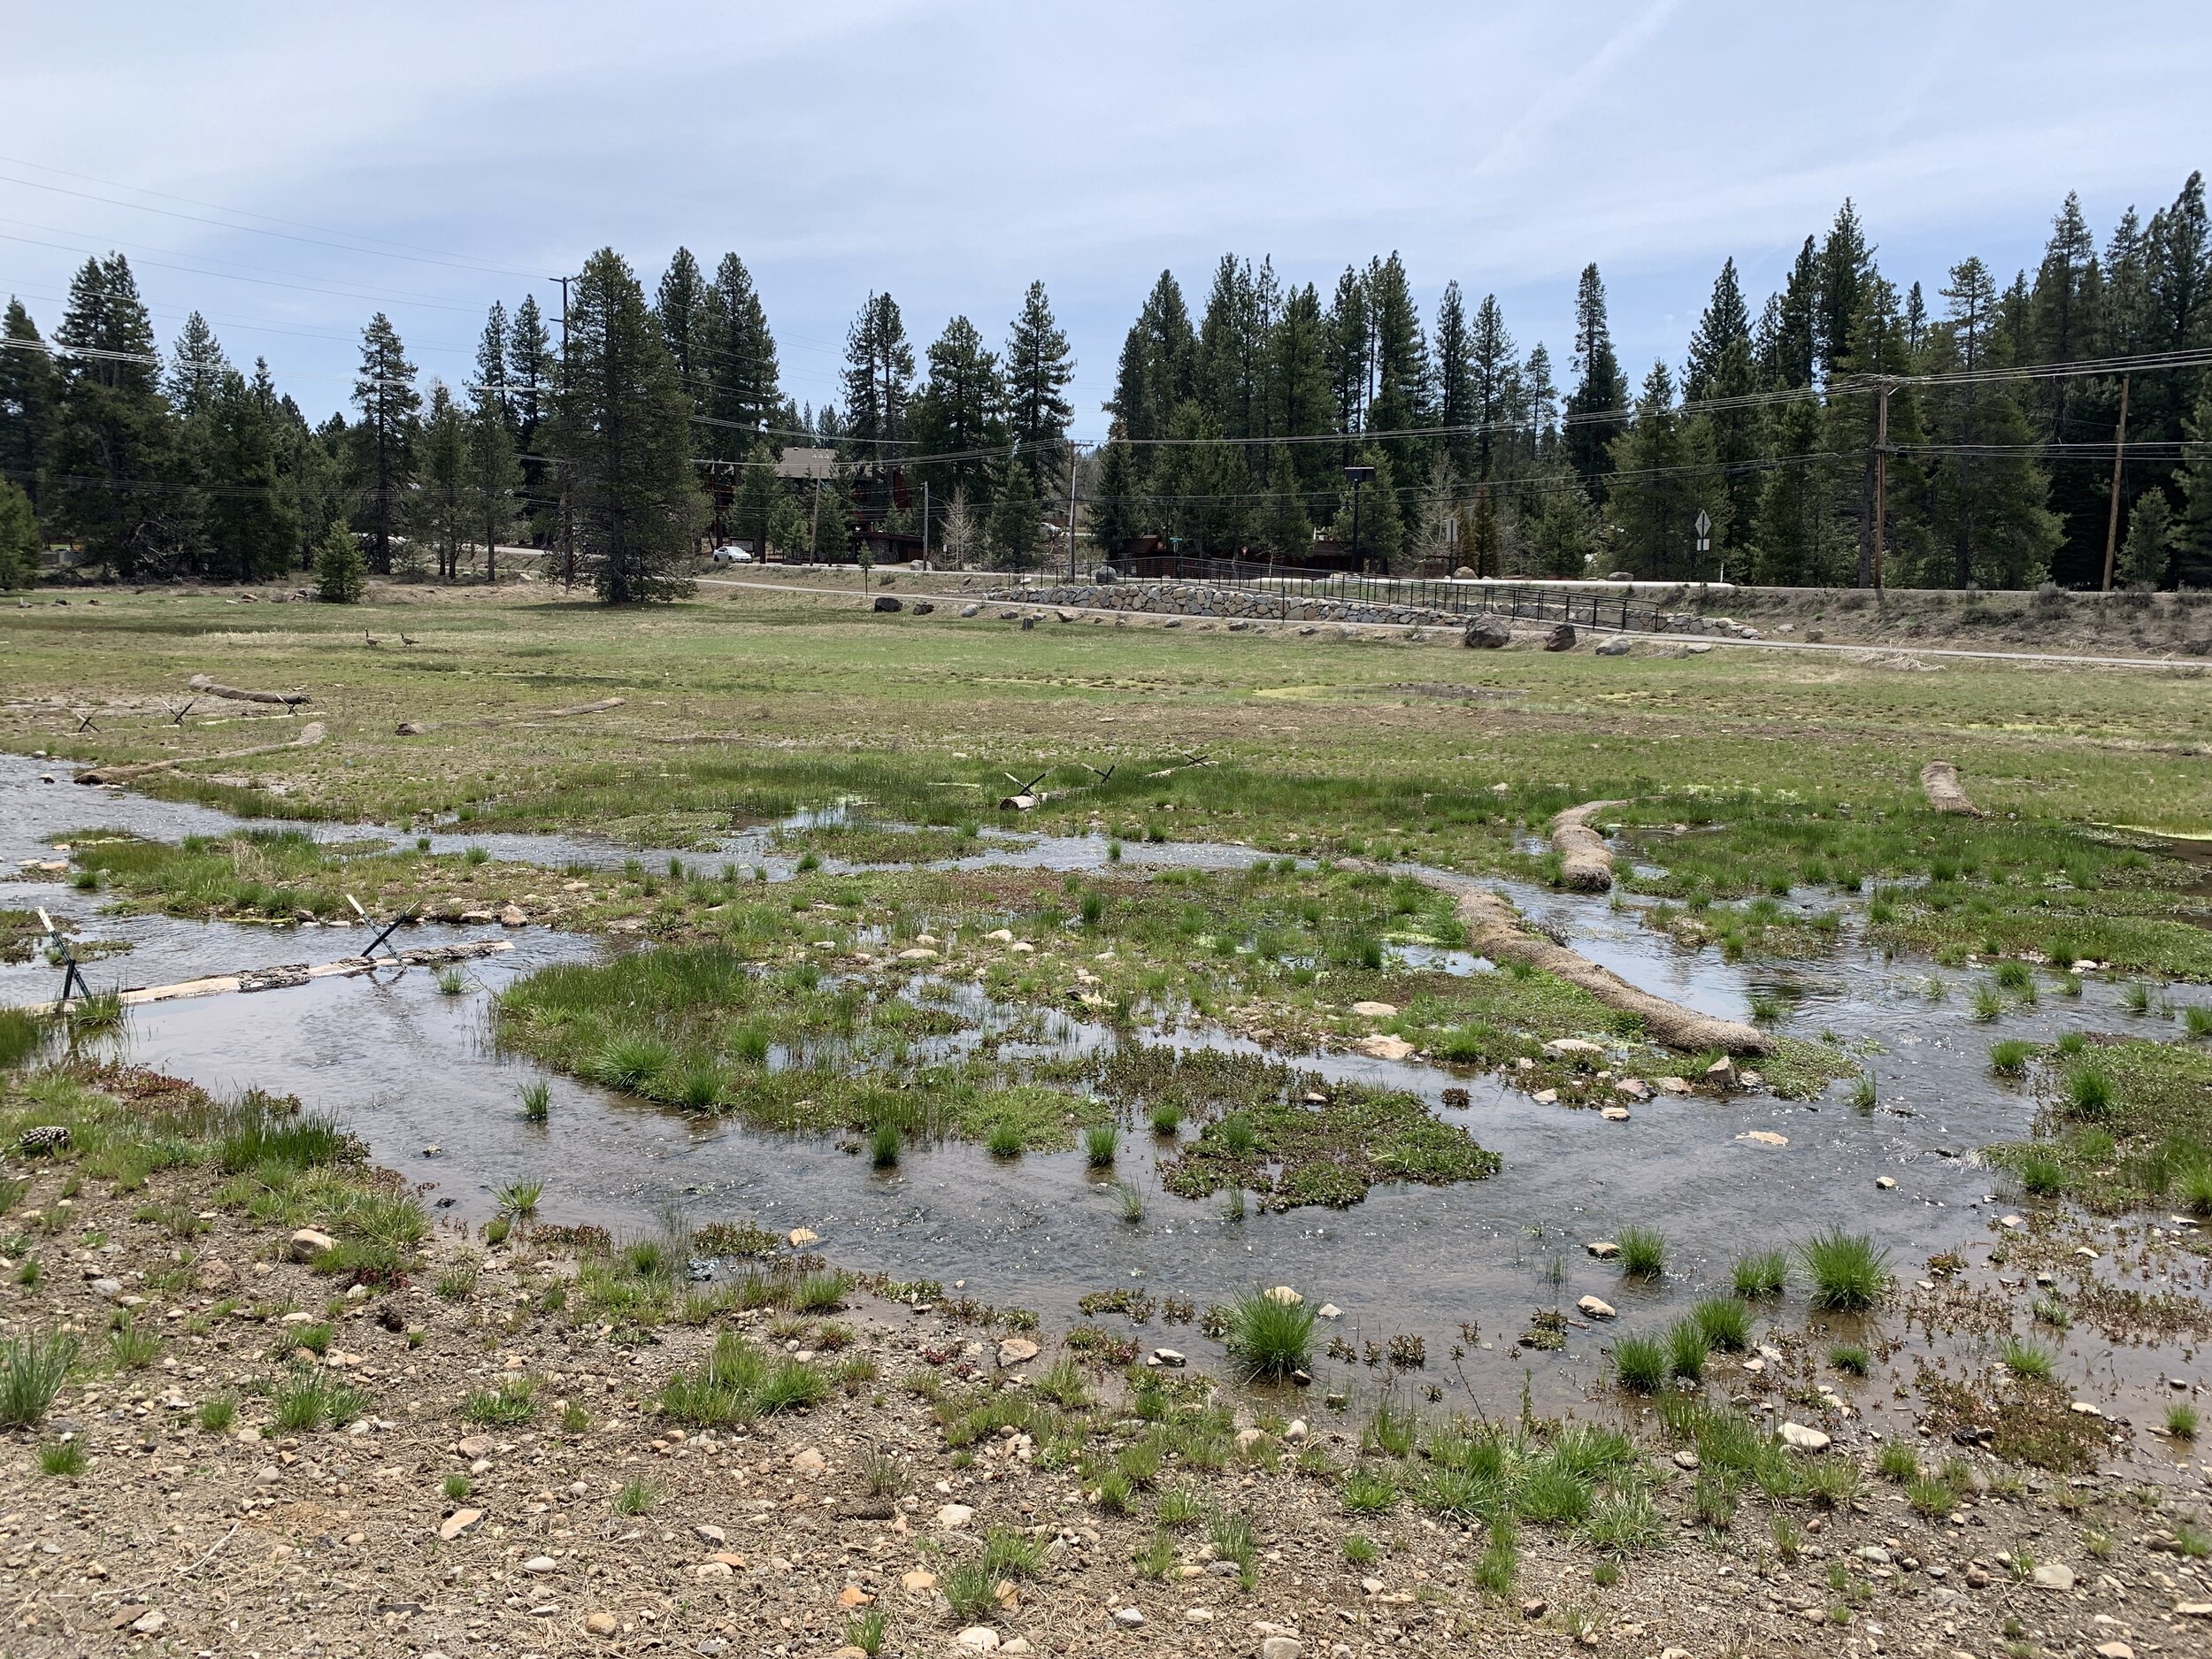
[1737,1130,1788,1147]
[88,1276,124,1299]
[1350,1001,1397,1018]
[1600,1105,1632,1122]
[1876,1176,1897,1189]
[1150,1348,1187,1367]
[585,1610,618,1635]
[1586,1240,1619,1260]
[1672,1450,1700,1471]
[953,1630,1000,1654]
[902,1569,937,1592]
[786,1226,820,1247]
[2094,1643,2135,1659]
[997,1337,1041,1366]
[437,1508,482,1540]
[1577,1295,1616,1320]
[935,1502,975,1527]
[1284,1418,1310,1442]
[1778,1423,1831,1452]
[1262,1286,1302,1305]
[1112,1607,1146,1628]
[1317,1304,1341,1319]
[2031,1563,2076,1590]
[1259,1639,1305,1659]
[523,1555,556,1573]
[790,1446,827,1474]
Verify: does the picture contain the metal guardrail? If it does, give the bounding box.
[1093,557,1674,633]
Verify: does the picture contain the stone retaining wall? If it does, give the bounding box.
[985,582,1464,628]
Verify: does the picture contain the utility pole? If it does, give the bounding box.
[1871,380,1890,591]
[556,274,574,591]
[2101,375,2131,594]
[1066,441,1079,580]
[921,480,929,568]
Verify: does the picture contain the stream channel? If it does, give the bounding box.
[4,751,2206,1453]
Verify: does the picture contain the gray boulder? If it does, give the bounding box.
[1544,623,1578,652]
[1462,617,1511,649]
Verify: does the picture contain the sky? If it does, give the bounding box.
[4,1,2208,438]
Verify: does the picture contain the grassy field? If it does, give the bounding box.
[7,581,2210,837]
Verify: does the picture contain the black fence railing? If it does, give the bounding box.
[1092,557,1673,634]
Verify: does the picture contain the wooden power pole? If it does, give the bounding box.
[1871,380,1891,591]
[556,273,574,591]
[2100,375,2131,593]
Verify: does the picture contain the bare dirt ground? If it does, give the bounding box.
[4,1116,2210,1659]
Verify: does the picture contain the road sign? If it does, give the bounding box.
[1694,508,1711,555]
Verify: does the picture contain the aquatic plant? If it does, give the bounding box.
[1223,1286,1315,1380]
[496,1179,543,1217]
[1691,1297,1749,1352]
[518,1079,550,1122]
[1612,1333,1668,1394]
[869,1122,902,1168]
[1666,1317,1709,1381]
[1617,1225,1665,1279]
[2062,1064,2114,1118]
[1084,1124,1119,1166]
[1732,1248,1787,1299]
[2000,1339,2055,1381]
[1987,1040,2035,1075]
[1798,1230,1889,1311]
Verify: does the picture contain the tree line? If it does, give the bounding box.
[1096,174,2212,589]
[2,173,2208,598]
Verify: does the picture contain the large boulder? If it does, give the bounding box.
[1594,636,1634,657]
[1094,565,1119,585]
[872,595,903,612]
[1544,623,1577,652]
[1462,617,1511,649]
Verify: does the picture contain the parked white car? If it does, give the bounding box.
[709,545,755,565]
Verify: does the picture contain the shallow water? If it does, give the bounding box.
[4,750,2207,1451]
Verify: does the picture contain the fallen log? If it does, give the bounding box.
[187,674,311,707]
[1548,800,1624,893]
[1453,887,1771,1053]
[1920,759,1985,817]
[37,938,512,1013]
[1337,857,1770,1054]
[396,695,627,736]
[74,720,326,785]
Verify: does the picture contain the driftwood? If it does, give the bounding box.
[1548,800,1624,893]
[1920,759,1985,817]
[187,674,311,707]
[1453,887,1771,1054]
[74,721,326,785]
[1338,857,1770,1054]
[39,938,513,1013]
[396,696,626,736]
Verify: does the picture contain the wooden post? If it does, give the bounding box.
[1872,380,1891,591]
[2101,375,2131,593]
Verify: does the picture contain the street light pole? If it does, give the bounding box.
[1342,464,1375,575]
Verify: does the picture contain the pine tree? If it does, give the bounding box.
[1266,283,1333,488]
[1525,478,1601,578]
[1761,238,1821,389]
[411,382,468,581]
[1197,255,1267,441]
[939,484,982,567]
[1563,265,1626,495]
[200,361,297,582]
[166,312,230,419]
[986,451,1042,570]
[1324,265,1371,448]
[351,312,420,574]
[1151,400,1249,555]
[548,248,707,603]
[508,294,554,541]
[474,302,511,427]
[656,249,711,412]
[1256,444,1310,557]
[1925,257,2059,588]
[1816,201,1872,377]
[1755,394,1833,585]
[1467,295,1517,484]
[910,316,1003,507]
[2118,485,2173,589]
[1089,436,1142,554]
[1681,258,1762,557]
[466,397,523,580]
[2170,383,2212,588]
[1431,280,1474,478]
[314,522,365,603]
[0,478,38,588]
[841,292,913,449]
[702,254,779,456]
[47,255,174,576]
[1110,272,1196,449]
[1002,280,1073,475]
[0,298,56,512]
[1606,362,1725,579]
[1363,253,1428,474]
